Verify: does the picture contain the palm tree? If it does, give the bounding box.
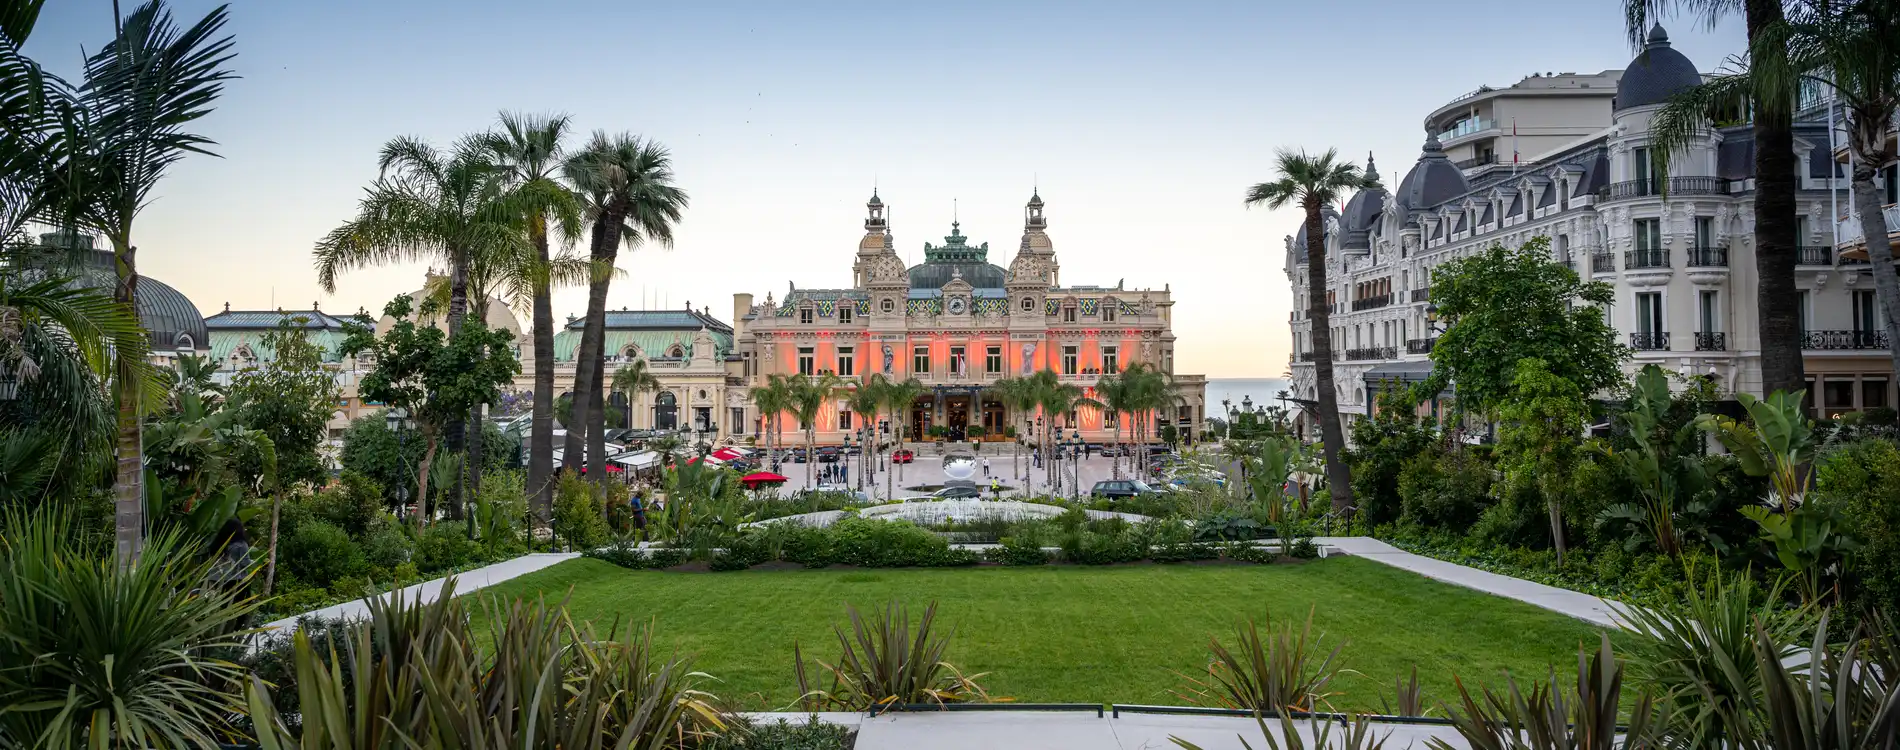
[1760,0,1900,378]
[1030,369,1103,495]
[1246,149,1376,514]
[844,374,887,494]
[1093,372,1129,480]
[749,373,795,470]
[478,112,582,525]
[1625,0,1803,397]
[787,372,843,487]
[317,133,515,519]
[879,376,929,494]
[611,359,663,429]
[562,132,688,486]
[11,1,236,562]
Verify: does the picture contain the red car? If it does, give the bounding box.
[891,449,915,464]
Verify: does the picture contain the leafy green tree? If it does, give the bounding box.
[1345,389,1437,528]
[339,414,509,509]
[611,359,663,427]
[1421,236,1627,417]
[562,133,688,484]
[1245,149,1376,513]
[786,372,843,487]
[1495,358,1593,565]
[878,376,929,494]
[230,318,341,490]
[338,295,518,524]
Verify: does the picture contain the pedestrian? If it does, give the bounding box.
[982,457,991,477]
[990,477,1001,498]
[842,463,849,485]
[629,490,648,532]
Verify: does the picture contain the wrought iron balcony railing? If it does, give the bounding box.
[1406,337,1437,354]
[1686,246,1728,267]
[1798,246,1834,266]
[1591,253,1616,273]
[1606,176,1731,199]
[1694,332,1727,351]
[1411,288,1430,303]
[1343,346,1398,361]
[1802,330,1890,350]
[1351,294,1393,311]
[1630,331,1670,350]
[1625,249,1671,269]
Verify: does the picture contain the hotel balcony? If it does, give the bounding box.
[1351,293,1393,311]
[1835,204,1900,262]
[1798,245,1835,267]
[1803,330,1891,350]
[1686,247,1728,267]
[1344,346,1398,362]
[1591,253,1616,274]
[1602,176,1732,201]
[1630,331,1670,351]
[1405,337,1437,355]
[1410,288,1431,303]
[1694,332,1727,351]
[1624,249,1671,270]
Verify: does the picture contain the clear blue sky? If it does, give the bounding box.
[27,0,1744,377]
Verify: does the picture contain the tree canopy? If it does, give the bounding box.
[1419,236,1628,415]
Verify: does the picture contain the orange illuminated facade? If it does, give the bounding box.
[728,192,1207,445]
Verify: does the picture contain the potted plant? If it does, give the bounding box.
[967,426,986,441]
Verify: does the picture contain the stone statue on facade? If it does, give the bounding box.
[1021,342,1036,374]
[882,344,893,374]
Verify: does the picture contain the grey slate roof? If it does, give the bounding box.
[1615,25,1703,112]
[50,240,209,351]
[206,309,363,329]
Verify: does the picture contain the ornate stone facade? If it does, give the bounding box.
[730,192,1207,444]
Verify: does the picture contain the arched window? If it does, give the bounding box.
[174,333,194,352]
[667,345,684,358]
[623,345,640,360]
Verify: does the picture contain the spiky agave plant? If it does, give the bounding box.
[1430,634,1661,750]
[1173,607,1345,715]
[245,581,730,748]
[791,600,991,711]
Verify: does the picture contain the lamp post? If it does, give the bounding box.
[1068,430,1084,502]
[1034,415,1045,494]
[386,408,414,520]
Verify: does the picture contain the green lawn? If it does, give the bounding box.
[467,557,1610,710]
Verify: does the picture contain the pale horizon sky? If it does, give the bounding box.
[26,1,1745,378]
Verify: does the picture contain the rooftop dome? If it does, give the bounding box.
[1341,154,1387,251]
[1395,133,1469,213]
[41,233,208,352]
[1616,24,1702,112]
[909,221,1007,289]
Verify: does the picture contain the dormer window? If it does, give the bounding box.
[1102,304,1117,323]
[1062,304,1077,323]
[838,305,853,323]
[623,346,640,360]
[799,307,813,324]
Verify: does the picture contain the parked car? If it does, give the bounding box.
[817,446,840,463]
[1091,479,1162,499]
[1098,445,1125,458]
[891,449,915,464]
[931,485,984,499]
[792,451,808,463]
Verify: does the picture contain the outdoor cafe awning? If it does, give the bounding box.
[609,450,660,469]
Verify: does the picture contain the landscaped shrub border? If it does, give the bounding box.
[583,533,1319,571]
[1380,532,1714,607]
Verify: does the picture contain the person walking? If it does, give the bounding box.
[982,457,991,477]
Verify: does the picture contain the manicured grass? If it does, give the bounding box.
[467,557,1610,711]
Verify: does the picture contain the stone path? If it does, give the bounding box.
[838,711,1469,750]
[1317,536,1626,628]
[260,552,579,633]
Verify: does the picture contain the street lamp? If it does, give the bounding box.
[1068,429,1084,502]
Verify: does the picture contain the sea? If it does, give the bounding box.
[1202,377,1293,415]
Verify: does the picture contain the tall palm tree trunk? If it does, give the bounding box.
[112,245,143,563]
[111,243,143,565]
[1304,206,1355,514]
[1112,418,1123,480]
[442,255,471,519]
[563,229,604,475]
[1849,158,1900,377]
[586,334,609,483]
[528,220,557,525]
[1748,0,1804,399]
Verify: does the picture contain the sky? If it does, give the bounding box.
[25,0,1745,378]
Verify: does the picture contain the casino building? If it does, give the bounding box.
[729,191,1207,445]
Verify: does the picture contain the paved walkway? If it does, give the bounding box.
[1317,537,1626,628]
[757,711,1471,750]
[260,552,578,632]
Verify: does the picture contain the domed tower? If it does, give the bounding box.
[1340,154,1387,253]
[1008,190,1058,317]
[1395,130,1471,221]
[853,191,909,321]
[1614,25,1702,117]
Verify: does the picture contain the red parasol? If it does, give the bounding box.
[741,471,789,487]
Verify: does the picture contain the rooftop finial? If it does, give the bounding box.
[1365,152,1380,183]
[1647,22,1670,46]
